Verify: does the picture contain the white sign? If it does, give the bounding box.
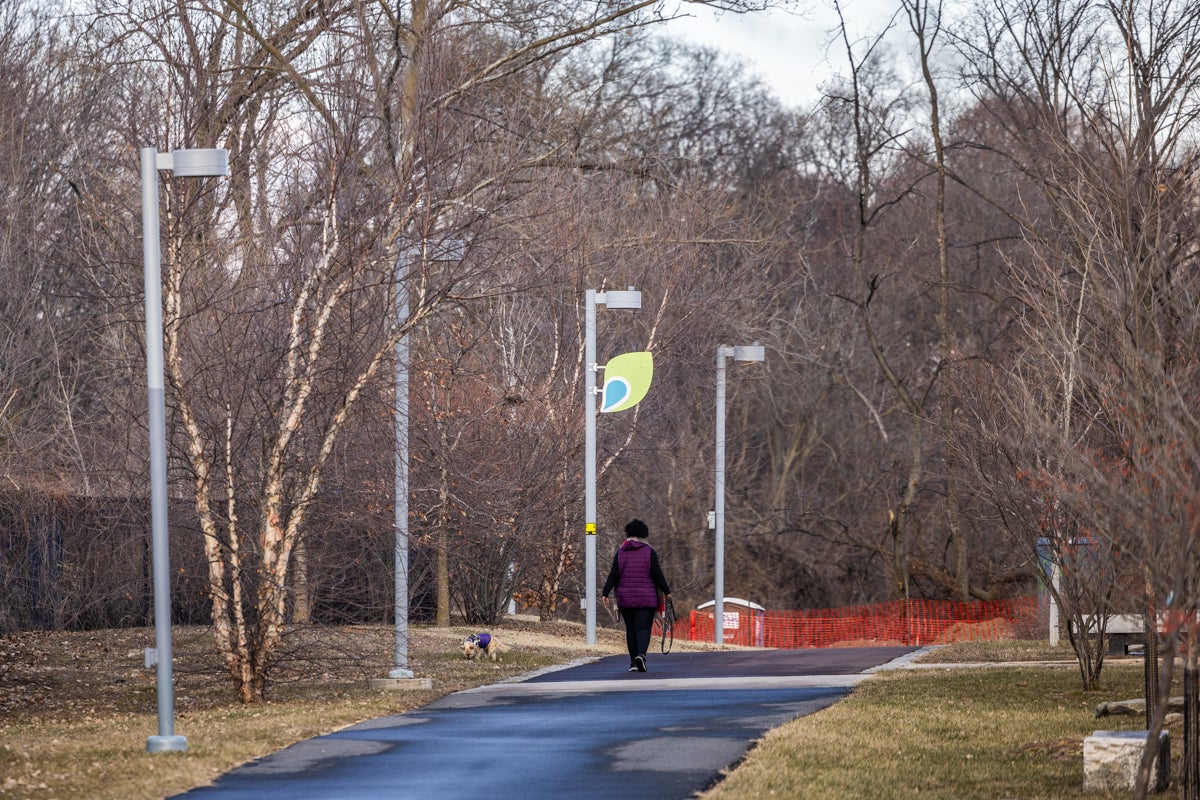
[723,612,740,630]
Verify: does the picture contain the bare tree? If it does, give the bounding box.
[0,4,113,491]
[59,0,783,700]
[815,5,950,603]
[952,0,1200,793]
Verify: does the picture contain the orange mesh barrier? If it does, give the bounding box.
[686,597,1041,648]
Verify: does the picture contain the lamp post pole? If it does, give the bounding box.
[713,347,728,646]
[583,287,641,646]
[584,290,599,646]
[713,343,764,645]
[389,240,461,678]
[391,248,414,679]
[141,146,227,753]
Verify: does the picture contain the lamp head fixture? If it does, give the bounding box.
[597,286,641,310]
[157,148,229,177]
[720,342,766,362]
[733,343,765,363]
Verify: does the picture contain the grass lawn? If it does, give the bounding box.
[0,626,1175,800]
[0,620,632,799]
[701,649,1168,800]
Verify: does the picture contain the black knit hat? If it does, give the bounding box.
[625,519,649,539]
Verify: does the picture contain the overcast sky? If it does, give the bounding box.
[664,0,904,109]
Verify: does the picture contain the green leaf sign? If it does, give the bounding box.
[600,351,653,413]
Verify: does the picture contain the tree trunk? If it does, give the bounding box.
[437,527,450,627]
[1185,623,1199,800]
[1135,643,1176,800]
[890,420,923,599]
[538,527,572,622]
[948,488,969,601]
[909,0,967,603]
[1060,600,1105,690]
[292,536,311,624]
[1145,582,1159,730]
[436,474,451,627]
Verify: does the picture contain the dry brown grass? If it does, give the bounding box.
[0,617,640,799]
[914,638,1103,663]
[2,626,1168,800]
[701,652,1172,800]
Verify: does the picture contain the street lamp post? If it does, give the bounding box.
[584,287,641,646]
[141,146,228,753]
[390,248,415,680]
[390,240,461,681]
[713,343,764,645]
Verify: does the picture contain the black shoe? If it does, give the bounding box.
[628,664,638,672]
[634,655,647,672]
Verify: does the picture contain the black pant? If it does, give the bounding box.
[619,606,656,663]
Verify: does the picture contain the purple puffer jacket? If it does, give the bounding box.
[615,540,659,609]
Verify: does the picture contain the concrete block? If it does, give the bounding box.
[1083,729,1169,793]
[369,677,434,691]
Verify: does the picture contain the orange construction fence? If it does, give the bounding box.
[686,597,1041,648]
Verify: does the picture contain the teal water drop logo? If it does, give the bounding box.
[600,352,653,413]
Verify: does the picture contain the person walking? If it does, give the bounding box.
[602,518,671,672]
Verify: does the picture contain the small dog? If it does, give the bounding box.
[461,632,510,662]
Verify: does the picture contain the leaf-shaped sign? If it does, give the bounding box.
[600,351,653,413]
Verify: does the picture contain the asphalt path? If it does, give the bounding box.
[173,646,917,800]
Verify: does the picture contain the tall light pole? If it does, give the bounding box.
[390,240,460,682]
[390,246,416,680]
[713,343,764,645]
[584,287,641,646]
[141,146,228,753]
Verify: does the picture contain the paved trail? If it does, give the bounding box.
[175,646,916,800]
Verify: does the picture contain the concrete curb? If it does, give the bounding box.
[862,646,942,672]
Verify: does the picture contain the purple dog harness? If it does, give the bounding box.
[468,633,491,649]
